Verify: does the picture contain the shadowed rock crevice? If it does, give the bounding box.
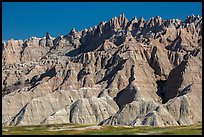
[29,66,57,90]
[177,82,194,97]
[77,68,90,81]
[38,67,57,81]
[54,69,72,91]
[114,84,138,108]
[165,34,182,52]
[148,46,162,76]
[161,58,189,104]
[167,51,183,66]
[9,103,29,126]
[65,46,84,57]
[19,42,28,62]
[156,79,167,100]
[128,65,135,84]
[96,58,128,88]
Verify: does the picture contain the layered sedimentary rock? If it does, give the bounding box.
[2,14,202,127]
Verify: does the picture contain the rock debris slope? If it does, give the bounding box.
[2,14,202,127]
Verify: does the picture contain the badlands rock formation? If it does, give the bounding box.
[2,14,202,127]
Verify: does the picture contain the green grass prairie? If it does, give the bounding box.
[2,123,202,135]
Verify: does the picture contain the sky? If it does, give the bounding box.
[2,2,202,41]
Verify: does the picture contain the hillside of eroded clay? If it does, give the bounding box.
[2,14,202,127]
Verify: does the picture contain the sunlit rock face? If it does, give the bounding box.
[2,14,202,127]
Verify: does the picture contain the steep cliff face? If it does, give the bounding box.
[2,14,202,127]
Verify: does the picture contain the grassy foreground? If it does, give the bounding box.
[2,123,202,135]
